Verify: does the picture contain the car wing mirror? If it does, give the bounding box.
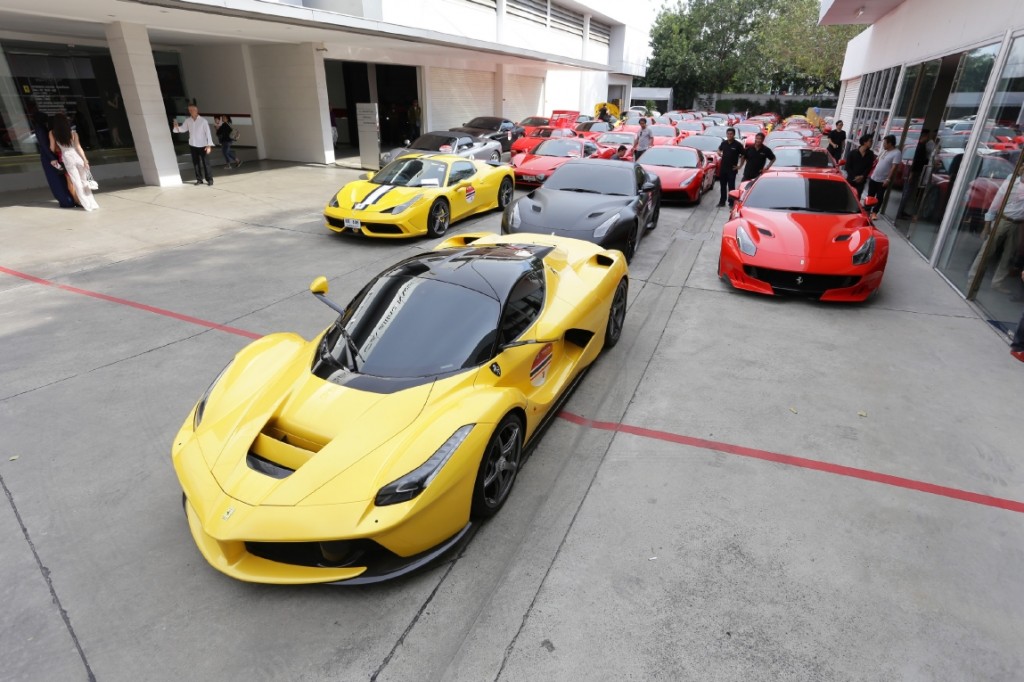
[864,196,879,207]
[642,181,656,191]
[728,189,741,199]
[310,277,347,315]
[359,171,374,181]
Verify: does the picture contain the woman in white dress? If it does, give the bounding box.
[49,113,99,212]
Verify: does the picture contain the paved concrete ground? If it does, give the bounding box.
[1,161,1022,682]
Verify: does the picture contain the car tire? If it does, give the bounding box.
[471,413,524,518]
[426,198,451,238]
[604,277,628,349]
[623,222,639,262]
[498,177,514,210]
[489,150,501,162]
[647,204,660,230]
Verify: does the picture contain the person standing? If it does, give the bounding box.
[598,105,611,123]
[897,129,935,218]
[215,116,241,169]
[632,118,654,161]
[407,99,422,141]
[32,111,75,208]
[844,134,876,198]
[866,135,901,218]
[969,172,1024,294]
[717,128,745,208]
[827,120,846,162]
[49,112,99,211]
[172,103,214,186]
[740,132,776,182]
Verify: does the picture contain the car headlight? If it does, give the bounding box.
[853,235,875,265]
[388,193,424,214]
[193,364,229,430]
[680,175,697,187]
[537,173,547,181]
[507,202,521,230]
[594,213,619,239]
[328,193,339,208]
[736,225,757,256]
[375,425,475,506]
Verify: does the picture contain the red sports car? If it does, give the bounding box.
[675,120,707,139]
[678,134,724,176]
[718,171,889,302]
[639,146,715,203]
[592,131,638,158]
[769,147,842,174]
[511,137,599,186]
[511,126,578,156]
[574,120,615,140]
[518,116,550,137]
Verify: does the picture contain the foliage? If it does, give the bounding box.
[639,0,863,103]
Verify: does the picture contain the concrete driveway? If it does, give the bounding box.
[1,161,1021,681]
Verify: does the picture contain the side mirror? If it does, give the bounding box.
[642,181,656,192]
[310,276,329,295]
[838,159,846,166]
[864,196,879,207]
[359,171,374,181]
[728,189,741,199]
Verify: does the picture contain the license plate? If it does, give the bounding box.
[523,175,537,182]
[344,218,361,229]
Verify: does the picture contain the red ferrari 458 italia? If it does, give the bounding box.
[511,137,599,186]
[639,145,715,203]
[718,171,889,302]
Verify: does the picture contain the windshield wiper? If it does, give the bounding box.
[320,325,363,372]
[338,325,363,372]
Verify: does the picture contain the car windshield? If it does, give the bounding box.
[372,157,448,187]
[465,117,502,130]
[528,128,553,138]
[649,125,676,137]
[704,126,730,138]
[331,276,500,377]
[578,121,611,133]
[534,139,584,157]
[678,122,704,131]
[596,133,635,145]
[742,176,861,213]
[409,134,460,152]
[640,147,699,168]
[545,163,635,195]
[735,124,762,135]
[980,156,1015,179]
[520,117,548,127]
[685,135,724,152]
[766,131,802,141]
[773,149,833,168]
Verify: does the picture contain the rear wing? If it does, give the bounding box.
[550,110,580,129]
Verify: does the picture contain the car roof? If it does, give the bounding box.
[382,244,552,302]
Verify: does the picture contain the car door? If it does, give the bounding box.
[633,163,655,226]
[475,268,560,439]
[447,160,479,220]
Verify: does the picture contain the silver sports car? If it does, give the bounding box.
[381,131,503,165]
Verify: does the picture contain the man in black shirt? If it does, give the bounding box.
[717,128,745,207]
[827,120,846,162]
[740,133,775,181]
[844,134,876,198]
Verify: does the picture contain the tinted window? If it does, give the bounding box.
[500,270,545,344]
[678,122,705,131]
[332,277,500,377]
[773,149,833,168]
[466,117,502,130]
[735,124,762,135]
[649,125,676,137]
[640,147,700,168]
[704,126,730,138]
[520,117,549,127]
[534,139,585,157]
[372,157,449,187]
[449,161,476,184]
[544,162,635,196]
[596,132,636,145]
[578,121,611,133]
[742,177,861,214]
[410,134,459,151]
[685,135,725,152]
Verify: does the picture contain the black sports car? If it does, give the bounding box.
[449,116,524,153]
[501,158,661,261]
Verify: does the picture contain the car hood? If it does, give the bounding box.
[516,188,633,232]
[450,126,501,137]
[737,208,873,260]
[643,165,699,184]
[337,181,429,213]
[514,155,575,174]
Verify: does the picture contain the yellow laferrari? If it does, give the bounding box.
[172,232,628,584]
[324,153,515,238]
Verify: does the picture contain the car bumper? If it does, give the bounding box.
[323,206,424,238]
[662,184,701,202]
[719,237,886,302]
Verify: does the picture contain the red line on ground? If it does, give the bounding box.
[558,410,1024,514]
[0,266,261,340]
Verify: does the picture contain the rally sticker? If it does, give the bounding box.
[530,343,553,386]
[439,144,453,153]
[464,185,476,203]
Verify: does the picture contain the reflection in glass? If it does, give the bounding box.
[885,59,940,226]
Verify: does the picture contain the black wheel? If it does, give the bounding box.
[622,222,639,262]
[489,150,501,162]
[471,414,524,518]
[647,204,660,230]
[692,188,702,205]
[604,278,628,349]
[498,177,514,209]
[426,199,451,238]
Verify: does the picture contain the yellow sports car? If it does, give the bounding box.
[171,232,628,584]
[324,153,515,238]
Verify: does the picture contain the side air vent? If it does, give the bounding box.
[246,452,294,479]
[436,233,486,250]
[592,254,614,267]
[834,234,852,242]
[246,425,323,478]
[564,328,595,348]
[756,228,774,237]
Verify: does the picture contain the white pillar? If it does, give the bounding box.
[105,22,182,186]
[495,63,506,118]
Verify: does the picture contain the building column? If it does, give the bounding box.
[105,22,181,186]
[495,62,507,118]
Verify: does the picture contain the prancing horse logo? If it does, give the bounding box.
[222,506,235,521]
[796,276,804,285]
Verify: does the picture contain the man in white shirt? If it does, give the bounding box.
[866,134,901,217]
[172,103,214,186]
[968,172,1024,294]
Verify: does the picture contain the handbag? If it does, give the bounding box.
[230,128,241,142]
[85,169,99,191]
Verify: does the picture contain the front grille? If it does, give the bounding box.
[325,215,346,229]
[362,223,404,235]
[744,266,859,295]
[246,539,384,568]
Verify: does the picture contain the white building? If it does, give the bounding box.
[0,0,657,188]
[824,0,1024,334]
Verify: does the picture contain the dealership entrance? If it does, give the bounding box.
[324,60,419,158]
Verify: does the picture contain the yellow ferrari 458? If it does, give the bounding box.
[172,232,628,584]
[324,153,515,238]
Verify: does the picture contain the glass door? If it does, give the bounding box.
[886,59,940,229]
